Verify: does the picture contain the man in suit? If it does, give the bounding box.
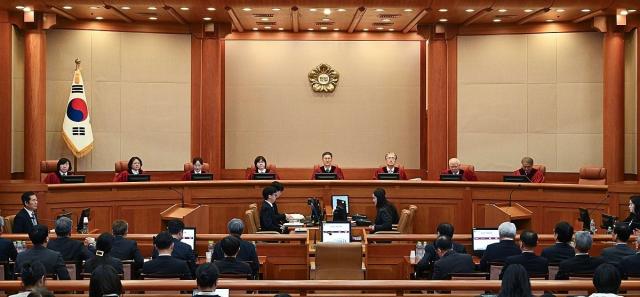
[619,236,640,277]
[480,222,521,271]
[416,223,467,275]
[13,192,39,234]
[502,230,548,277]
[47,217,92,262]
[110,219,144,271]
[601,222,635,265]
[592,263,622,296]
[16,225,70,280]
[194,263,222,297]
[213,218,259,277]
[432,235,474,280]
[260,186,289,233]
[541,221,575,263]
[555,231,605,280]
[143,231,191,279]
[213,236,252,277]
[152,220,196,276]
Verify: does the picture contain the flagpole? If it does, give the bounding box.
[73,156,78,174]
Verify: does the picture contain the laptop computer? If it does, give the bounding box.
[181,227,196,250]
[472,227,500,257]
[321,221,351,243]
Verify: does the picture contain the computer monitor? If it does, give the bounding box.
[503,175,530,183]
[127,174,150,182]
[440,174,463,181]
[253,173,276,180]
[181,227,196,249]
[472,227,500,256]
[191,173,214,181]
[321,221,351,243]
[332,195,349,214]
[377,173,400,180]
[61,175,86,183]
[76,208,90,233]
[314,173,338,180]
[578,208,591,231]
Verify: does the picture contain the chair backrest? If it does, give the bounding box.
[140,273,182,280]
[122,260,134,280]
[406,205,417,234]
[115,160,128,174]
[315,242,363,280]
[578,167,607,185]
[183,162,211,172]
[449,272,489,280]
[548,264,559,281]
[529,273,548,280]
[65,262,77,280]
[533,165,546,176]
[460,164,475,174]
[244,210,258,234]
[395,209,411,234]
[40,160,58,182]
[489,262,504,280]
[4,215,15,234]
[249,203,260,230]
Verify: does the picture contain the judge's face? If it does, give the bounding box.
[257,160,266,170]
[385,154,397,167]
[630,200,635,214]
[449,162,460,173]
[322,155,332,166]
[131,159,141,170]
[59,162,70,173]
[372,194,378,206]
[521,162,533,174]
[25,195,38,211]
[194,161,203,171]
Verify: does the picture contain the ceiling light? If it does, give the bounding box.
[90,6,99,10]
[620,10,629,16]
[581,9,591,12]
[62,6,72,10]
[363,28,369,31]
[382,18,391,22]
[95,16,103,20]
[261,18,269,21]
[333,28,339,31]
[121,6,130,10]
[438,8,448,12]
[147,6,156,10]
[628,9,636,13]
[278,27,284,30]
[376,27,383,30]
[320,26,327,30]
[337,8,346,12]
[252,27,258,30]
[404,9,414,12]
[272,8,281,11]
[203,17,212,21]
[180,7,189,11]
[546,19,554,22]
[22,7,31,12]
[207,7,216,11]
[309,8,317,12]
[264,26,272,29]
[242,8,252,11]
[322,18,331,21]
[16,6,25,10]
[149,17,157,20]
[323,8,331,15]
[465,9,475,12]
[498,9,507,13]
[375,8,384,12]
[308,28,314,31]
[524,9,533,12]
[556,9,565,12]
[388,28,395,31]
[439,18,448,22]
[493,19,502,22]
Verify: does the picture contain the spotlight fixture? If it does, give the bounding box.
[556,9,565,12]
[278,27,284,30]
[95,16,103,20]
[16,5,25,10]
[524,9,533,12]
[203,17,212,21]
[375,8,384,12]
[121,6,130,10]
[493,19,501,22]
[149,16,157,20]
[438,8,448,12]
[180,7,189,11]
[323,8,331,15]
[363,28,369,31]
[465,9,475,12]
[498,9,507,12]
[320,26,327,30]
[337,8,346,12]
[546,19,554,22]
[581,9,591,12]
[242,7,252,11]
[207,7,216,11]
[439,18,448,22]
[404,9,414,12]
[272,8,281,11]
[309,8,317,12]
[62,6,72,10]
[148,6,157,10]
[264,26,272,29]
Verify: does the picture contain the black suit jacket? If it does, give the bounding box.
[555,254,605,280]
[619,253,640,277]
[213,257,252,276]
[503,252,549,276]
[213,237,259,276]
[111,235,144,269]
[142,255,192,279]
[0,237,17,262]
[432,250,475,280]
[16,245,70,280]
[416,242,466,274]
[47,236,92,262]
[373,205,398,232]
[13,209,37,234]
[152,238,197,276]
[480,240,521,271]
[541,242,575,263]
[601,244,636,265]
[260,202,283,233]
[83,255,124,274]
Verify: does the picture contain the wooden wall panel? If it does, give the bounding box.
[0,11,11,180]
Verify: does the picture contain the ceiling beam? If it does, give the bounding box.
[347,7,366,33]
[48,5,77,21]
[517,7,551,25]
[573,9,605,23]
[402,9,429,33]
[104,4,133,23]
[225,6,243,32]
[164,6,187,25]
[291,6,299,33]
[462,8,492,26]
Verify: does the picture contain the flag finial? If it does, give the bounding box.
[75,58,81,70]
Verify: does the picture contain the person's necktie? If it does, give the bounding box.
[31,215,37,225]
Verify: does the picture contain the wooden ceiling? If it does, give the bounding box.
[1,0,639,32]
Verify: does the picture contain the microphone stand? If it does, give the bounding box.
[169,187,185,207]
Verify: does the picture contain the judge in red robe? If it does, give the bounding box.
[440,158,478,181]
[373,152,408,180]
[311,152,345,180]
[513,156,544,183]
[43,158,74,184]
[246,155,281,180]
[182,157,208,181]
[113,156,145,182]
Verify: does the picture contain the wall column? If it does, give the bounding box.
[0,11,12,180]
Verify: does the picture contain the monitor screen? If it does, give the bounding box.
[314,173,338,180]
[440,174,463,181]
[332,195,349,214]
[253,173,276,180]
[472,228,500,253]
[503,175,530,183]
[127,174,150,182]
[321,221,351,243]
[61,175,86,183]
[377,173,400,180]
[191,173,214,181]
[181,227,196,250]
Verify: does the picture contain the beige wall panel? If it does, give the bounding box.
[624,30,637,174]
[527,133,557,169]
[121,82,190,133]
[527,84,557,133]
[12,27,25,172]
[46,30,92,82]
[46,131,72,160]
[90,132,121,171]
[12,132,24,172]
[121,132,190,171]
[91,31,121,82]
[225,40,420,169]
[458,84,527,133]
[556,134,603,172]
[12,78,24,132]
[556,32,603,83]
[527,34,557,83]
[91,82,121,133]
[556,83,603,133]
[458,35,527,84]
[12,27,24,79]
[626,133,637,174]
[458,133,526,171]
[121,33,191,83]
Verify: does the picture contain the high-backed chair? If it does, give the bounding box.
[115,160,128,175]
[314,242,364,280]
[533,164,546,176]
[3,216,15,234]
[183,162,211,172]
[460,164,475,174]
[244,210,258,234]
[40,160,58,182]
[578,167,606,185]
[249,203,261,230]
[378,209,410,234]
[406,205,418,234]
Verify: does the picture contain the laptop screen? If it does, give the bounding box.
[332,195,349,214]
[472,227,500,253]
[321,221,351,243]
[181,227,196,249]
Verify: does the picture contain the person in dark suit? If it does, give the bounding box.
[431,235,474,280]
[555,231,605,280]
[84,233,123,274]
[416,223,467,275]
[260,186,288,233]
[502,230,548,277]
[152,220,196,276]
[213,236,252,277]
[213,218,259,277]
[541,221,575,263]
[143,231,192,279]
[593,263,622,296]
[194,263,222,297]
[368,188,399,233]
[110,219,144,271]
[601,222,635,265]
[619,237,640,277]
[16,225,70,280]
[47,217,92,262]
[13,192,39,234]
[480,221,521,271]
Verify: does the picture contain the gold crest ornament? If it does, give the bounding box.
[308,63,339,93]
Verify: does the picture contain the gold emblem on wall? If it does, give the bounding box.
[308,63,339,93]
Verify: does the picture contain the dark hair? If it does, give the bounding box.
[127,156,142,173]
[56,157,72,174]
[373,188,388,209]
[254,156,267,168]
[21,261,46,287]
[274,294,292,297]
[220,235,241,257]
[437,223,455,238]
[154,231,173,250]
[631,196,640,215]
[554,221,574,243]
[593,263,621,293]
[29,225,48,245]
[167,219,184,234]
[262,186,277,200]
[520,230,538,248]
[322,152,333,158]
[498,264,533,297]
[96,232,114,254]
[89,265,122,297]
[196,263,219,289]
[27,287,55,297]
[614,222,631,242]
[271,181,284,192]
[111,219,128,236]
[434,235,452,251]
[192,157,204,165]
[21,192,36,207]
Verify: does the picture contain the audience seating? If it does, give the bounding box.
[406,205,417,233]
[249,203,261,230]
[3,215,14,234]
[379,209,410,234]
[449,272,489,295]
[183,162,210,172]
[40,160,59,182]
[488,262,504,280]
[578,167,607,185]
[314,242,364,280]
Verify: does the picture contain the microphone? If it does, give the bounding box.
[508,184,522,207]
[169,187,185,207]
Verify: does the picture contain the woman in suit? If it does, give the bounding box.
[246,156,280,180]
[43,158,73,184]
[182,157,208,181]
[624,195,640,231]
[113,156,144,182]
[368,188,399,233]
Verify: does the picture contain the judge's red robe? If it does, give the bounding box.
[43,172,62,184]
[113,170,145,182]
[440,169,478,181]
[373,166,408,180]
[513,168,544,183]
[311,165,344,180]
